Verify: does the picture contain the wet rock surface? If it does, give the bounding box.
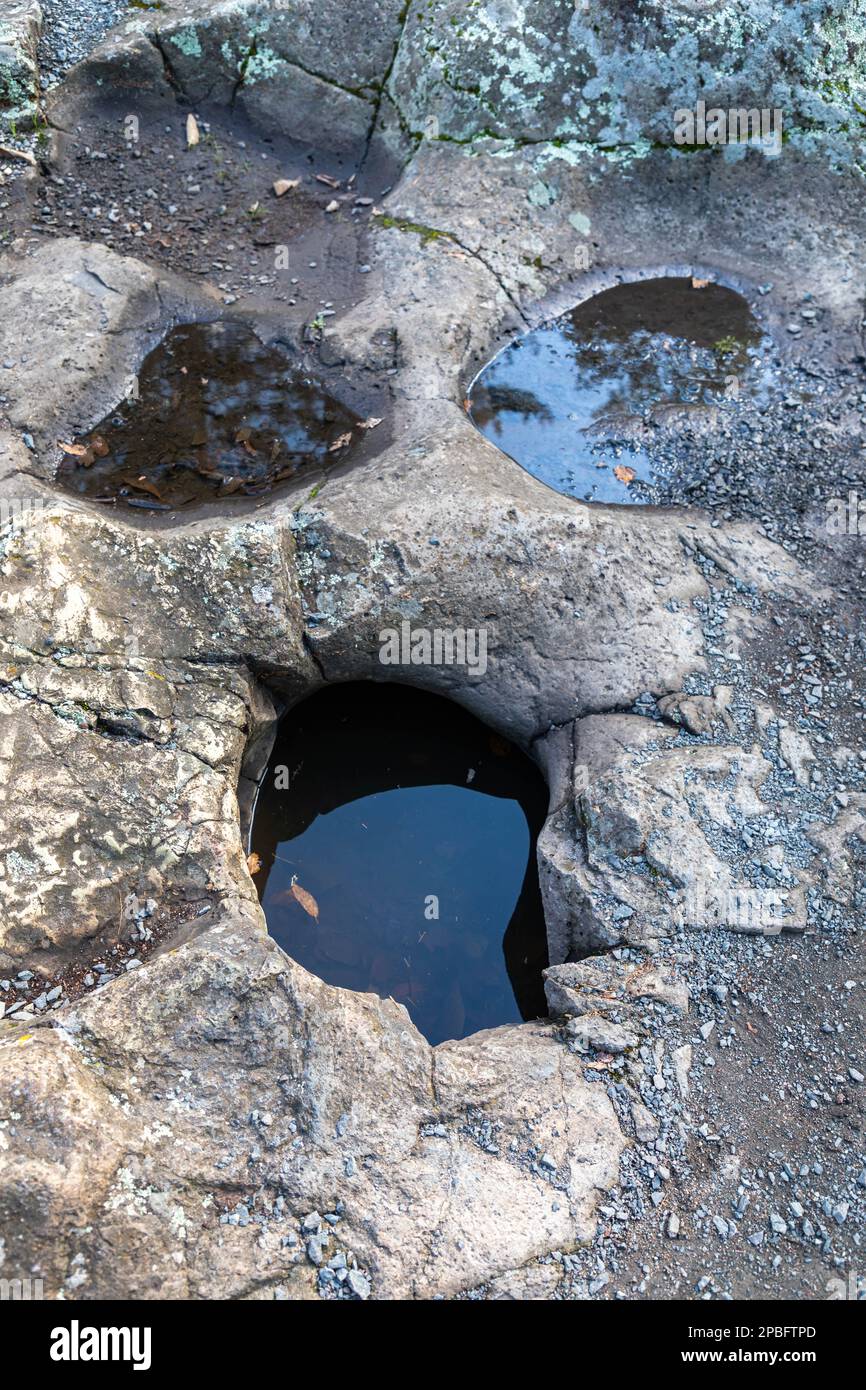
[0,0,864,1301]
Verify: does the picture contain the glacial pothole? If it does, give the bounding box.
[468,276,769,504]
[55,321,376,511]
[250,682,550,1046]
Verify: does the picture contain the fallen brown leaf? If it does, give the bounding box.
[186,114,200,148]
[613,464,636,484]
[59,441,90,456]
[247,852,262,875]
[90,435,110,457]
[121,475,165,501]
[359,416,383,430]
[328,432,352,452]
[290,878,320,922]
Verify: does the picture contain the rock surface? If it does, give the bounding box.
[0,0,864,1303]
[0,924,625,1299]
[0,1,41,129]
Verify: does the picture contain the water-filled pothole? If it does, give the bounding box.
[251,683,550,1045]
[57,322,369,511]
[468,276,768,503]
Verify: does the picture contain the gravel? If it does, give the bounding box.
[37,0,128,89]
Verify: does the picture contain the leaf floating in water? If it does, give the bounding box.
[59,441,90,456]
[613,464,636,484]
[90,435,110,457]
[290,876,320,922]
[186,114,201,148]
[359,417,383,431]
[246,852,262,875]
[328,431,353,452]
[121,474,165,501]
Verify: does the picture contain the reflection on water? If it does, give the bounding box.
[252,683,550,1045]
[57,322,364,510]
[469,277,766,503]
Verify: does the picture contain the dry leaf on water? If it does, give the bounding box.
[328,432,352,452]
[90,435,110,457]
[613,464,636,484]
[290,877,320,922]
[246,852,262,874]
[186,114,200,148]
[121,475,165,501]
[691,277,711,289]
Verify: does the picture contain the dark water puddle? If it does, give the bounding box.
[57,322,369,510]
[251,683,550,1045]
[468,277,767,504]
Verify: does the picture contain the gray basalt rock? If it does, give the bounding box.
[0,239,215,465]
[388,0,866,158]
[0,1,41,130]
[0,923,626,1299]
[544,956,690,1020]
[48,0,407,154]
[1,0,864,1303]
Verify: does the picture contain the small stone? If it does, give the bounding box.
[346,1270,370,1299]
[665,1212,680,1238]
[630,1101,659,1143]
[769,1213,787,1234]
